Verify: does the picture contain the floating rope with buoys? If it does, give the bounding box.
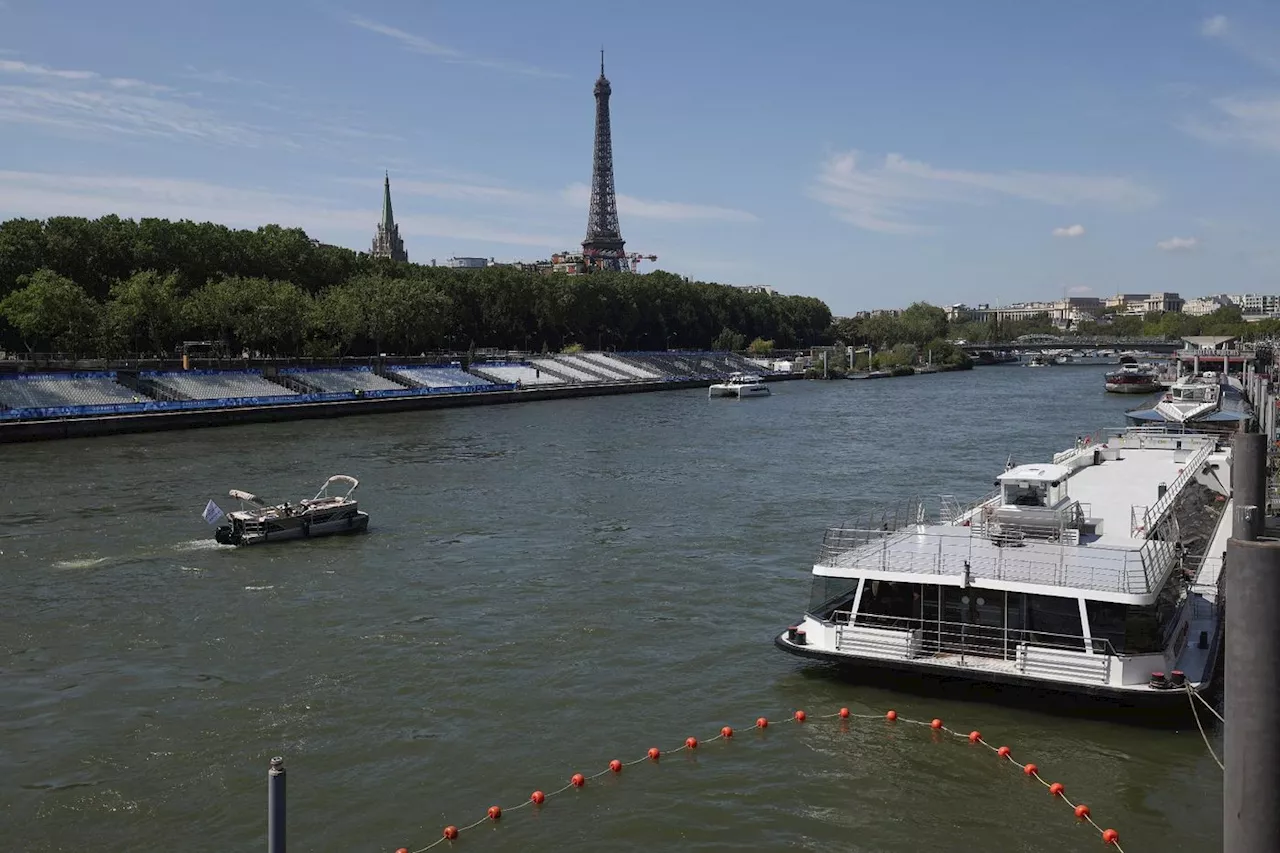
[393,708,1125,852]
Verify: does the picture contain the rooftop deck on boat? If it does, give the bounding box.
[816,433,1222,602]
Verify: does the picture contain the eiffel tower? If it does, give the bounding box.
[581,51,625,272]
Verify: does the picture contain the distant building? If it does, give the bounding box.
[737,285,778,296]
[1103,292,1183,315]
[1184,295,1234,316]
[1229,293,1280,318]
[445,257,493,269]
[947,297,1101,328]
[370,173,408,263]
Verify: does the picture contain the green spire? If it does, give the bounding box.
[381,171,395,230]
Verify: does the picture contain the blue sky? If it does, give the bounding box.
[1,0,1278,314]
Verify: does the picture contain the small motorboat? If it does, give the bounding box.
[708,372,771,398]
[211,475,369,546]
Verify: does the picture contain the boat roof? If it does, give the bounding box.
[997,463,1070,484]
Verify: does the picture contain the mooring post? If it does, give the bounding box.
[1232,432,1267,541]
[1224,538,1280,853]
[268,756,285,853]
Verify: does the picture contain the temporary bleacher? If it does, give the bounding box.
[282,369,405,393]
[529,357,601,383]
[472,363,565,387]
[149,371,298,400]
[580,352,663,380]
[389,366,493,390]
[555,354,630,381]
[0,375,143,409]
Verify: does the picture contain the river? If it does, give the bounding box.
[1,364,1221,852]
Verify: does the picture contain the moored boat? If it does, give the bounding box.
[1126,371,1253,432]
[775,427,1230,704]
[1105,362,1162,394]
[210,475,370,546]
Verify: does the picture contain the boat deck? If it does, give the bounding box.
[820,445,1207,597]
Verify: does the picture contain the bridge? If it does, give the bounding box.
[960,338,1186,355]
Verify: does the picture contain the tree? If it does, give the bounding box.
[712,327,746,351]
[0,269,99,352]
[747,337,775,355]
[102,270,182,356]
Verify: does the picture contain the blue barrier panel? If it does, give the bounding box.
[140,368,264,378]
[278,366,374,374]
[0,370,118,382]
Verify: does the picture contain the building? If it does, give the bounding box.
[737,285,778,296]
[580,52,626,272]
[1184,295,1234,316]
[1103,292,1184,315]
[947,297,1101,328]
[370,173,408,263]
[444,257,493,269]
[1229,293,1280,318]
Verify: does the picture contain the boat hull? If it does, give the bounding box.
[1105,381,1163,394]
[215,510,369,546]
[708,385,771,398]
[774,630,1220,707]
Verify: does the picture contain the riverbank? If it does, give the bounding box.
[0,372,804,444]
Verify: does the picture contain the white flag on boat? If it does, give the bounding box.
[202,500,225,525]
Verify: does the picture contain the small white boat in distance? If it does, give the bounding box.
[214,475,370,546]
[709,372,771,399]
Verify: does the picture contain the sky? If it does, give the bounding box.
[1,1,1279,315]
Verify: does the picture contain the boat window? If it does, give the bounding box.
[1084,600,1127,654]
[807,576,859,618]
[855,581,921,628]
[1025,594,1083,648]
[1005,484,1046,507]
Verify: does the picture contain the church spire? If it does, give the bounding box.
[371,172,408,262]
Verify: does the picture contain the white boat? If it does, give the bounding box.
[775,427,1230,704]
[1104,362,1163,394]
[708,372,771,398]
[1025,355,1053,368]
[1127,372,1253,432]
[213,475,370,546]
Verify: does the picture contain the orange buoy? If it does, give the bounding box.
[571,773,586,788]
[839,707,850,718]
[487,805,502,820]
[756,717,769,729]
[1074,804,1090,819]
[443,826,459,840]
[647,747,660,761]
[1102,829,1119,846]
[997,746,1011,758]
[721,726,734,739]
[609,759,622,773]
[685,736,698,749]
[930,718,943,730]
[794,710,807,722]
[1023,763,1038,776]
[1049,782,1064,797]
[531,790,546,805]
[886,710,898,721]
[396,848,408,853]
[968,731,981,743]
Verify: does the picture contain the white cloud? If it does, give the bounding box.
[1156,236,1199,251]
[1185,94,1280,153]
[560,183,758,223]
[348,15,566,79]
[0,56,285,146]
[1052,224,1085,238]
[808,151,1157,234]
[0,170,569,249]
[1068,285,1093,295]
[1201,15,1229,38]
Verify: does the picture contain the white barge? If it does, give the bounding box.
[775,427,1231,703]
[213,475,369,546]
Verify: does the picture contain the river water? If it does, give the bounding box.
[1,365,1221,852]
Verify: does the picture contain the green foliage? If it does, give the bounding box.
[712,327,746,352]
[0,215,833,356]
[747,337,775,355]
[561,342,585,354]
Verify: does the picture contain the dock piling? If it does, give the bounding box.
[1232,433,1266,541]
[268,756,285,853]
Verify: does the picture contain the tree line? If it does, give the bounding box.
[0,215,833,357]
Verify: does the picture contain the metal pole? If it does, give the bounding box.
[1233,432,1267,541]
[1224,538,1280,853]
[268,756,285,853]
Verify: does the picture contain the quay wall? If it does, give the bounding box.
[0,374,802,445]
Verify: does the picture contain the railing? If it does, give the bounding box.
[834,616,1118,684]
[1139,439,1215,533]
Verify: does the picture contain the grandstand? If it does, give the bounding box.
[147,371,298,400]
[529,357,602,383]
[555,354,631,381]
[471,363,566,387]
[0,374,143,409]
[579,352,663,380]
[281,368,406,393]
[389,366,493,390]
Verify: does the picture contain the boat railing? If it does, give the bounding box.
[834,615,1119,682]
[1138,440,1215,534]
[816,523,1176,595]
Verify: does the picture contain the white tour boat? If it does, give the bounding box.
[212,475,370,546]
[1126,371,1253,433]
[775,427,1231,704]
[708,372,771,399]
[1025,355,1053,368]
